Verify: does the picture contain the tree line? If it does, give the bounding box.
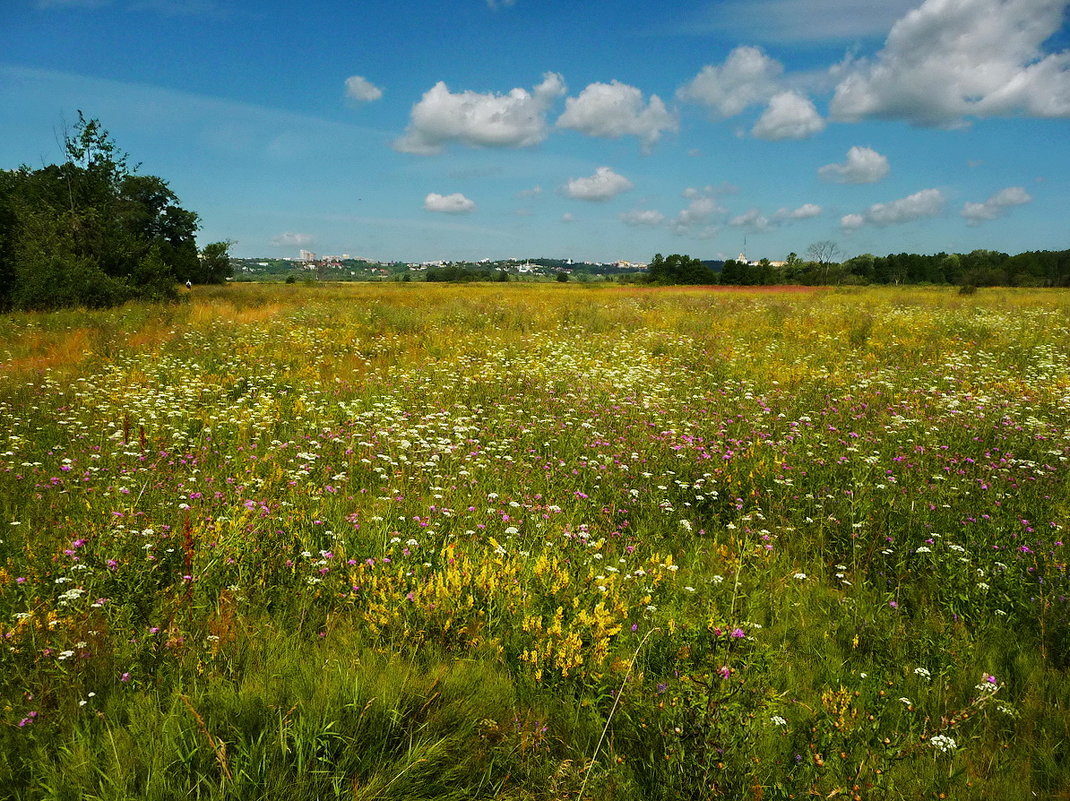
[643,245,1070,288]
[0,114,230,311]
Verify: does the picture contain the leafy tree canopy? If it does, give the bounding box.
[0,113,223,311]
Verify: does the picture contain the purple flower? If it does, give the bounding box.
[730,628,745,638]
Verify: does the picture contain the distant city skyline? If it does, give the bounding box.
[2,0,1068,263]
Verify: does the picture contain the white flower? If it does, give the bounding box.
[770,715,787,726]
[916,546,932,554]
[930,734,956,753]
[793,572,807,580]
[914,667,932,680]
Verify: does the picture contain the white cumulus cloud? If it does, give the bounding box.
[557,80,678,150]
[344,75,383,103]
[842,188,946,229]
[620,209,666,227]
[562,167,633,201]
[424,192,477,214]
[751,91,825,139]
[830,0,1070,126]
[271,232,314,247]
[818,146,890,183]
[677,45,784,117]
[775,203,823,220]
[394,72,566,154]
[961,186,1033,223]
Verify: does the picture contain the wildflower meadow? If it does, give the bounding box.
[1,282,1067,800]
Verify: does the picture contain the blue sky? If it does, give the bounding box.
[2,0,1068,263]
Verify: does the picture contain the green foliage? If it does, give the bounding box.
[0,113,205,310]
[647,253,715,285]
[425,264,501,282]
[195,241,234,285]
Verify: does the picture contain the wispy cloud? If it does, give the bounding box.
[776,203,822,220]
[677,0,918,43]
[620,209,666,227]
[962,186,1032,224]
[670,187,726,239]
[842,188,945,230]
[271,232,314,247]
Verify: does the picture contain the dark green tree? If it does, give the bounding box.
[647,253,713,285]
[196,241,234,284]
[0,113,207,310]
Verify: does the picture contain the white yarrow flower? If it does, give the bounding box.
[930,734,956,753]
